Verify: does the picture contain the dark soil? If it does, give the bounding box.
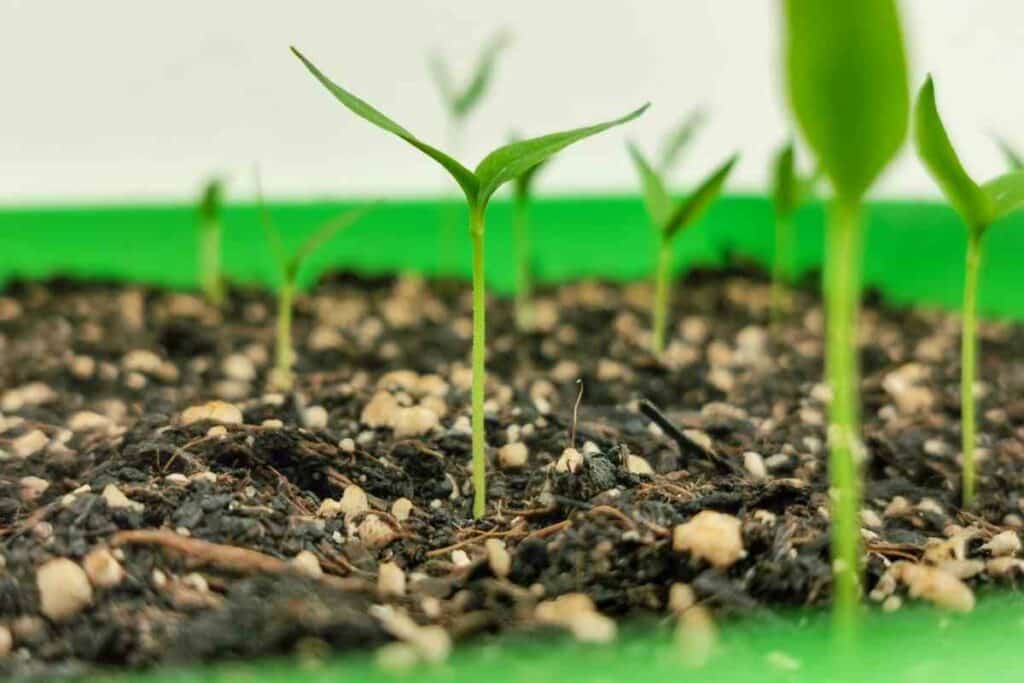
[1,268,1023,679]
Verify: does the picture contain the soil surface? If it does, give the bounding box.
[1,269,1023,678]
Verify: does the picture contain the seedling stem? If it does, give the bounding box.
[470,207,487,518]
[651,240,673,354]
[961,234,980,503]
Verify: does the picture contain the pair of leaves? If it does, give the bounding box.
[430,31,511,119]
[784,0,909,201]
[255,171,372,283]
[914,76,1024,235]
[292,47,648,214]
[771,140,819,218]
[628,142,738,242]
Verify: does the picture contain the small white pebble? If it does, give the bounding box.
[391,497,413,521]
[742,452,766,480]
[83,548,125,589]
[498,442,529,469]
[37,558,93,621]
[485,538,511,578]
[378,561,407,597]
[290,550,323,579]
[339,438,356,453]
[451,550,471,567]
[673,511,745,569]
[303,406,329,430]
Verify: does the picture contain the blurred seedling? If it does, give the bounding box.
[914,75,1024,505]
[197,178,226,307]
[769,139,819,324]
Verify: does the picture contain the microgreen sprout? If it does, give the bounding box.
[197,178,226,307]
[430,31,511,271]
[292,46,647,518]
[255,172,372,390]
[769,140,818,325]
[784,0,909,633]
[510,135,550,330]
[628,141,738,354]
[913,76,1024,505]
[657,109,707,174]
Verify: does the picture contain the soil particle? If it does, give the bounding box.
[36,559,93,622]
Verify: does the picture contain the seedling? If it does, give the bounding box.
[769,140,818,324]
[913,76,1024,505]
[510,137,549,330]
[628,141,738,354]
[197,178,225,307]
[430,31,511,271]
[784,0,909,632]
[292,46,646,518]
[255,172,372,390]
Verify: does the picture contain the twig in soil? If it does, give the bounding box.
[638,398,743,475]
[111,529,368,591]
[569,379,584,448]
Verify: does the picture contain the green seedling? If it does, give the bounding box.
[913,76,1024,505]
[784,0,909,634]
[197,178,226,307]
[769,140,818,324]
[292,46,647,518]
[255,173,372,391]
[994,135,1024,171]
[510,139,549,331]
[430,31,511,271]
[628,142,738,354]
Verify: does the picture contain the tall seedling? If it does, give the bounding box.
[292,47,647,517]
[913,76,1024,504]
[255,173,373,391]
[628,143,738,354]
[430,31,511,272]
[198,179,226,307]
[783,0,909,632]
[769,141,818,324]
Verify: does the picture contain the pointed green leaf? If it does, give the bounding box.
[784,0,909,200]
[627,142,672,225]
[982,170,1024,223]
[292,47,480,205]
[199,179,223,224]
[509,132,549,199]
[290,204,375,277]
[914,76,991,230]
[451,31,511,118]
[663,153,739,240]
[772,141,797,218]
[474,104,649,205]
[427,53,457,109]
[657,109,706,173]
[995,136,1024,171]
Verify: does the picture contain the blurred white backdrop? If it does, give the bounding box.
[1,0,1022,203]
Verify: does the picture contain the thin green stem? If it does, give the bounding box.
[470,207,488,519]
[513,192,534,330]
[651,239,672,354]
[199,221,224,307]
[824,197,863,639]
[275,277,295,388]
[961,232,982,505]
[771,212,793,327]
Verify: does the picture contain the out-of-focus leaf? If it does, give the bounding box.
[663,153,739,240]
[292,47,480,204]
[199,179,223,224]
[628,142,672,225]
[772,141,797,218]
[914,76,992,230]
[474,104,649,205]
[658,108,706,173]
[450,31,512,118]
[982,170,1024,223]
[784,0,909,200]
[994,136,1024,171]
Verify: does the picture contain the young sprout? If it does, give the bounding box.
[197,178,225,307]
[913,76,1024,505]
[430,31,511,271]
[628,142,738,354]
[769,140,818,324]
[784,0,909,632]
[292,47,647,518]
[255,173,372,390]
[510,138,549,331]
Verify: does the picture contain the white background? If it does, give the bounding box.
[2,0,1023,203]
